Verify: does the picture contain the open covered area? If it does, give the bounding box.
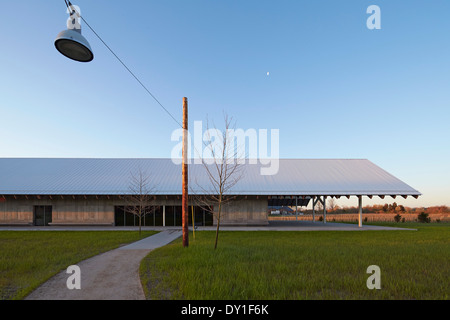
[0,158,421,227]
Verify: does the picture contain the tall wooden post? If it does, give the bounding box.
[182,97,189,247]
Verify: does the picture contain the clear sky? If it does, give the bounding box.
[1,1,449,208]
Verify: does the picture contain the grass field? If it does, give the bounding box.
[140,223,449,300]
[0,231,157,300]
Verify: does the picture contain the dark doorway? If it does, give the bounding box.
[34,206,52,226]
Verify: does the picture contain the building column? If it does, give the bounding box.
[323,196,327,224]
[163,205,166,227]
[312,196,316,222]
[358,196,363,228]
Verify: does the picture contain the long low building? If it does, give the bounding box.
[0,158,421,227]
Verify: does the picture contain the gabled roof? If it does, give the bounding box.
[0,158,421,197]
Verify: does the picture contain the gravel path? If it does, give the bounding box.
[25,230,182,300]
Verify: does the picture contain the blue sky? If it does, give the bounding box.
[1,1,449,207]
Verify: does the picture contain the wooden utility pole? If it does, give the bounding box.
[182,97,189,247]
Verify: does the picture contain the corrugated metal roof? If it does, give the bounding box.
[0,158,421,196]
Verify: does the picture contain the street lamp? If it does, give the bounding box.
[54,2,93,62]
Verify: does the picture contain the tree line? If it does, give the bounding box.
[306,202,450,214]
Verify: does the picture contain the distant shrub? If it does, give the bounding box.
[417,212,431,223]
[401,217,406,223]
[364,217,368,222]
[394,214,402,223]
[318,216,323,222]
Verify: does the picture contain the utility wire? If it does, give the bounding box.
[64,0,183,128]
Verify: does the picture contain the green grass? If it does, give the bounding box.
[140,224,449,300]
[0,231,157,300]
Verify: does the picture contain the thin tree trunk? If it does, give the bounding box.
[214,200,222,250]
[214,217,220,250]
[139,207,142,237]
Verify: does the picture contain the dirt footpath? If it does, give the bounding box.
[25,230,182,300]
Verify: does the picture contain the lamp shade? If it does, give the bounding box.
[54,29,93,62]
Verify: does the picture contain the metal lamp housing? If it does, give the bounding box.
[55,28,94,62]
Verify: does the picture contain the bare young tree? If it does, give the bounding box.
[125,168,155,237]
[192,114,244,250]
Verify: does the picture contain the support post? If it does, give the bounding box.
[358,196,363,228]
[182,97,189,247]
[323,196,327,224]
[295,196,298,221]
[312,196,316,222]
[163,205,165,227]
